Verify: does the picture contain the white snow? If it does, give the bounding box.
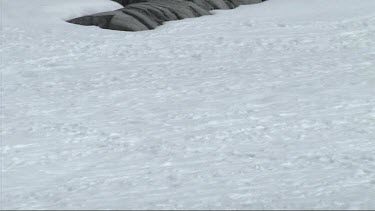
[0,0,122,27]
[1,0,375,209]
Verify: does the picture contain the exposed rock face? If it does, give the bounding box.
[68,0,266,31]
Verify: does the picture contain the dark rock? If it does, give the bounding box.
[68,0,266,32]
[144,0,200,20]
[117,8,160,29]
[109,12,149,31]
[187,0,215,11]
[239,0,264,4]
[68,11,117,29]
[112,0,147,6]
[205,0,231,9]
[185,1,211,17]
[126,4,179,24]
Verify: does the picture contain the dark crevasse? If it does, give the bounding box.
[68,0,267,31]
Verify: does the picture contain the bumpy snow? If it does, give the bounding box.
[1,0,375,209]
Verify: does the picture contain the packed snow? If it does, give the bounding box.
[1,0,375,209]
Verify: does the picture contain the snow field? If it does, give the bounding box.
[1,0,375,209]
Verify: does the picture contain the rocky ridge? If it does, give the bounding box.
[68,0,266,31]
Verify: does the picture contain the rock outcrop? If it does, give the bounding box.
[68,0,266,31]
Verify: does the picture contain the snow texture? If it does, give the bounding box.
[1,0,375,209]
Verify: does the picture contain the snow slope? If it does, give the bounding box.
[1,0,375,209]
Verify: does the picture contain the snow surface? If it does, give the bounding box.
[1,0,375,209]
[1,0,123,26]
